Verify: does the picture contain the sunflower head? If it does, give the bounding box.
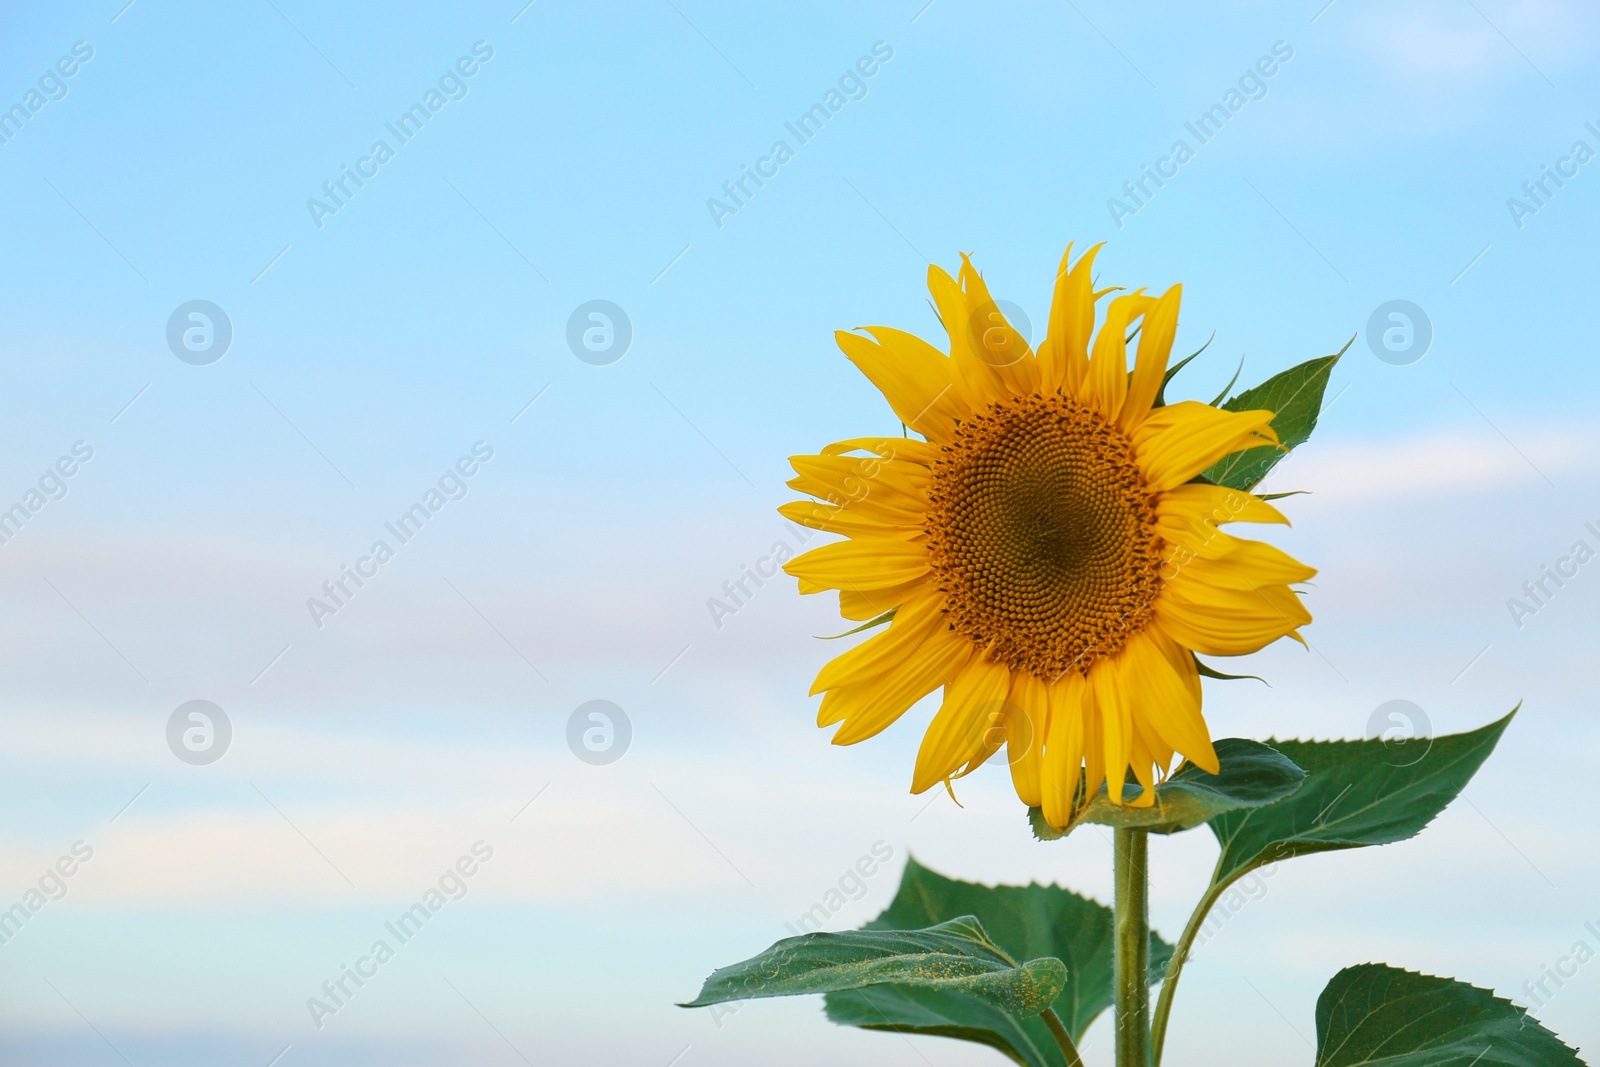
[781,244,1317,828]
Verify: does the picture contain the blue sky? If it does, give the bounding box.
[2,1,1599,1065]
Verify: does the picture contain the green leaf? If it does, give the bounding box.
[1314,964,1584,1066]
[1208,711,1513,891]
[824,857,1173,1066]
[1203,339,1350,491]
[1149,714,1520,1065]
[827,985,1065,1067]
[681,916,1067,1018]
[1028,738,1306,838]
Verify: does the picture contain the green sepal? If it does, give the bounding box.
[1314,964,1584,1066]
[1028,738,1306,839]
[1154,331,1215,407]
[1203,338,1351,491]
[817,608,896,640]
[1207,354,1246,406]
[1194,655,1267,684]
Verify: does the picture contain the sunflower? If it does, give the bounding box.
[780,244,1315,828]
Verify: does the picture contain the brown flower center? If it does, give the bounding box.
[925,392,1164,679]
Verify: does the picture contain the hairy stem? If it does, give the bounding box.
[1040,1006,1085,1067]
[1114,827,1151,1067]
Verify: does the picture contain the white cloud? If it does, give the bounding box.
[1259,425,1590,501]
[1342,0,1592,84]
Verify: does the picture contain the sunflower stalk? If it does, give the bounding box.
[1114,827,1151,1067]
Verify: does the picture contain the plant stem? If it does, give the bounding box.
[1149,880,1225,1067]
[1040,1007,1085,1067]
[1114,827,1150,1067]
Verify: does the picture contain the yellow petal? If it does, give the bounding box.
[835,329,963,442]
[1125,735,1158,807]
[810,593,949,693]
[1087,656,1132,805]
[1120,284,1181,431]
[928,262,1011,410]
[838,581,921,621]
[1038,243,1103,394]
[1161,535,1318,589]
[820,638,971,744]
[1157,483,1290,527]
[1005,672,1049,808]
[1133,718,1176,783]
[1133,401,1278,492]
[958,253,1040,396]
[792,450,932,492]
[1155,581,1311,656]
[1119,629,1217,775]
[1039,674,1089,828]
[1083,291,1155,419]
[779,499,919,539]
[786,453,930,517]
[820,436,938,465]
[1081,697,1107,811]
[928,265,990,402]
[912,657,1012,793]
[785,537,930,592]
